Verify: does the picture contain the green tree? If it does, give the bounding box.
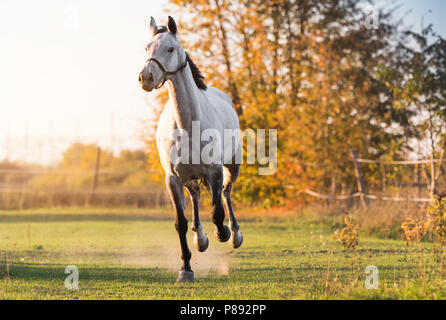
[379,25,446,194]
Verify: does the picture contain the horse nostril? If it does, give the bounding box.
[138,73,143,82]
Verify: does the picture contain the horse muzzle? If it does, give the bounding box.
[139,73,154,92]
[140,82,154,92]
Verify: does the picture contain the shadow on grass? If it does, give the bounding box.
[4,262,175,283]
[1,260,425,291]
[4,262,241,285]
[0,213,172,224]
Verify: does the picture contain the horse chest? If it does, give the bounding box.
[156,122,220,181]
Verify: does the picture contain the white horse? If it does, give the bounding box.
[139,16,243,281]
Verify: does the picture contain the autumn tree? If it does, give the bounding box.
[143,0,442,205]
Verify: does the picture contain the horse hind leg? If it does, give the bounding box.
[185,180,209,252]
[222,165,243,249]
[209,169,231,242]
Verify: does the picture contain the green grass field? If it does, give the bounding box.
[0,208,445,299]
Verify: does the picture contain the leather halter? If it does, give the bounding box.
[147,57,188,89]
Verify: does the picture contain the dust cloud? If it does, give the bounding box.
[118,239,230,277]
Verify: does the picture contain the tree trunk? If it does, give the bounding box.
[213,0,242,115]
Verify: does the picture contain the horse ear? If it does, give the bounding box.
[149,17,157,34]
[167,16,177,35]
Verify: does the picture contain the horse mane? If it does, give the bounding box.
[186,52,207,90]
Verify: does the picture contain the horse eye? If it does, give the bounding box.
[168,47,174,53]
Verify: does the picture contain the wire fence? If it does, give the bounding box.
[0,133,444,209]
[0,172,170,210]
[0,135,169,210]
[301,189,434,203]
[288,149,444,207]
[0,189,170,210]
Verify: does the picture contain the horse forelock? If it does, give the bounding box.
[153,26,168,36]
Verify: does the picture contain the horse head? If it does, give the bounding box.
[139,16,186,92]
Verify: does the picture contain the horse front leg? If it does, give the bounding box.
[185,181,209,252]
[166,175,193,282]
[209,168,231,242]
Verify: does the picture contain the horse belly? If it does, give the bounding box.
[171,163,212,181]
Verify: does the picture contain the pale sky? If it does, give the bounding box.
[0,0,166,163]
[0,0,445,164]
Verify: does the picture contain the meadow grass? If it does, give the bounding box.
[0,207,444,299]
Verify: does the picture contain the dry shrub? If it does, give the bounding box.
[397,196,446,246]
[426,196,446,274]
[349,201,429,239]
[400,217,430,245]
[427,196,446,245]
[333,215,359,251]
[294,195,431,241]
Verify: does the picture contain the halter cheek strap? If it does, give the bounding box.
[147,57,188,89]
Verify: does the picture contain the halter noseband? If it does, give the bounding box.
[147,57,188,89]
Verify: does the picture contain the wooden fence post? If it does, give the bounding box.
[380,158,386,193]
[350,149,368,209]
[416,163,422,197]
[329,172,336,205]
[92,147,101,193]
[86,147,101,206]
[430,157,436,197]
[434,153,443,196]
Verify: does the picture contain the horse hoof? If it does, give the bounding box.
[214,225,231,242]
[193,232,209,252]
[230,230,243,249]
[177,270,194,282]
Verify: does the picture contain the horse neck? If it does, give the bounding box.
[167,64,201,131]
